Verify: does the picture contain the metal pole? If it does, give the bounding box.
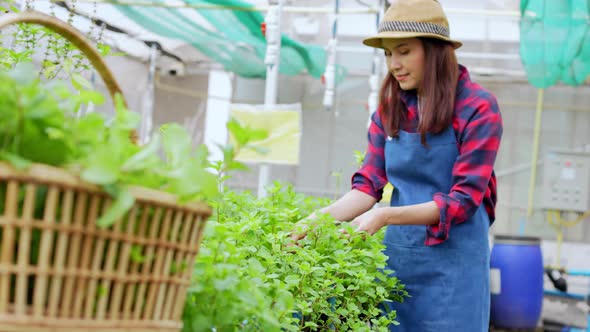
[322,0,339,111]
[83,71,97,117]
[367,0,384,127]
[50,0,377,14]
[140,42,158,144]
[263,2,282,106]
[258,0,284,198]
[50,0,522,17]
[527,88,545,217]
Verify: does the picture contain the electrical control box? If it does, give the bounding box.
[542,150,590,212]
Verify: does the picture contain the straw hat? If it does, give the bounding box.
[363,0,462,49]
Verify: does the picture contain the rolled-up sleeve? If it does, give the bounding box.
[425,94,503,246]
[351,109,388,201]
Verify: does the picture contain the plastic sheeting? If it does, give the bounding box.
[114,0,327,78]
[520,0,590,87]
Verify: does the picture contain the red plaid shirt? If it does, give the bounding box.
[352,65,503,246]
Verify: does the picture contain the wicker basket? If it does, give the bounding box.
[0,12,212,332]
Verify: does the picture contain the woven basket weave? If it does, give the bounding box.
[0,11,211,332]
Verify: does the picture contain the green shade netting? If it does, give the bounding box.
[114,0,330,79]
[520,0,590,88]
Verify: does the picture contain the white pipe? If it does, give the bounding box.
[258,0,285,199]
[323,0,340,110]
[458,52,521,60]
[322,39,337,109]
[446,8,520,17]
[273,6,376,14]
[204,70,233,164]
[54,0,377,13]
[263,4,282,105]
[59,0,521,17]
[336,45,521,61]
[467,66,526,77]
[366,0,384,127]
[85,71,97,115]
[139,43,158,144]
[496,160,544,179]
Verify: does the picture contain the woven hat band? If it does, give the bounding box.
[378,20,449,38]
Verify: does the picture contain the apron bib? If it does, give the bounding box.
[381,125,490,332]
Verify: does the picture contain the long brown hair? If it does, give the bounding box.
[379,38,459,145]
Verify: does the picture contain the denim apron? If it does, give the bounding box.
[381,125,490,332]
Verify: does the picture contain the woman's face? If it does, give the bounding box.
[382,38,425,92]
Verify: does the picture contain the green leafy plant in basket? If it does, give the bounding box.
[0,63,218,222]
[0,63,219,307]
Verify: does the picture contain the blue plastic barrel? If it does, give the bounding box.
[490,235,544,329]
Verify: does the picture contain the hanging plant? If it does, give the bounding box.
[0,0,121,79]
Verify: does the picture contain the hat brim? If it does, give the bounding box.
[363,31,462,49]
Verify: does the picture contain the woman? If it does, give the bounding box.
[292,0,503,331]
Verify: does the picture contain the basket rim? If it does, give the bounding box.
[0,161,212,215]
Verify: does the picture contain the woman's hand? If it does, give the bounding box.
[350,202,440,235]
[289,190,379,244]
[350,208,388,235]
[289,218,312,243]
